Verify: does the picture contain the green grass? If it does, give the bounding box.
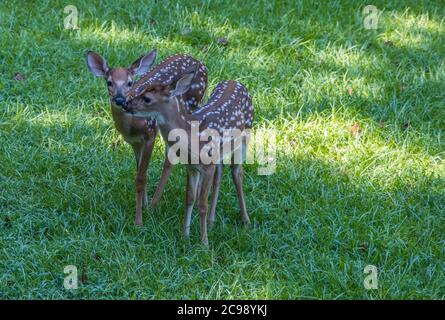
[0,0,444,299]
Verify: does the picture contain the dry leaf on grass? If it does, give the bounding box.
[217,37,228,47]
[14,73,25,81]
[350,122,362,136]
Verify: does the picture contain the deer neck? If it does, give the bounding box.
[155,97,202,145]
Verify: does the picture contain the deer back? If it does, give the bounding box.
[192,80,254,134]
[129,54,208,110]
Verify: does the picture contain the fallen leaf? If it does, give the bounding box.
[14,73,25,81]
[350,122,361,136]
[217,37,228,47]
[347,87,353,96]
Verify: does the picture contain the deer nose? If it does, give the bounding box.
[114,96,127,106]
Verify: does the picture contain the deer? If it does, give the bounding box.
[125,65,253,245]
[86,50,208,225]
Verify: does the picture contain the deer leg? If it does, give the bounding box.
[150,145,173,208]
[132,144,142,169]
[134,138,155,225]
[131,143,149,206]
[230,164,251,226]
[131,142,147,208]
[198,165,215,246]
[208,163,223,229]
[183,168,200,237]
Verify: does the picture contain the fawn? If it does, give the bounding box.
[86,50,208,225]
[125,66,253,245]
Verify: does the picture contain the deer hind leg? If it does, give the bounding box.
[198,165,215,245]
[184,168,200,237]
[230,163,251,226]
[208,163,223,229]
[134,138,155,225]
[150,145,173,208]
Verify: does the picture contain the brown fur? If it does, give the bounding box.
[86,51,208,225]
[126,68,253,245]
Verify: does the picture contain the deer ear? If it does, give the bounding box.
[170,65,198,97]
[86,51,109,77]
[129,49,157,76]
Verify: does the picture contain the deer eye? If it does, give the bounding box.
[143,96,151,103]
[127,81,133,87]
[107,81,112,87]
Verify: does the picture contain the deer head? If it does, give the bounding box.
[86,49,157,107]
[126,65,198,119]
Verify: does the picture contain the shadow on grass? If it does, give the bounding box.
[1,105,444,298]
[1,0,444,298]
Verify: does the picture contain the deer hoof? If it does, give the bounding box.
[149,199,158,209]
[182,229,190,237]
[242,219,252,229]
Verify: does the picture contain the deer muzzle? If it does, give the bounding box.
[113,96,127,107]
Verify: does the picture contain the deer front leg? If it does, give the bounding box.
[134,137,155,225]
[184,168,200,237]
[132,144,142,169]
[131,143,147,206]
[208,164,223,229]
[198,165,215,245]
[150,145,173,208]
[230,164,251,226]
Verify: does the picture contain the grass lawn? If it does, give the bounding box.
[0,0,444,299]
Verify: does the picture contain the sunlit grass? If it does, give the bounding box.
[0,0,444,299]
